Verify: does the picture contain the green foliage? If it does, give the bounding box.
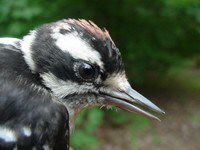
[108,110,131,125]
[0,0,199,149]
[107,110,150,142]
[189,110,200,125]
[71,109,104,149]
[71,129,98,149]
[1,0,199,80]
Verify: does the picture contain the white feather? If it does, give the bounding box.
[0,126,17,142]
[43,144,51,150]
[20,31,36,71]
[52,22,71,32]
[104,73,129,90]
[41,73,97,98]
[0,38,20,46]
[0,38,21,52]
[22,127,31,137]
[52,31,104,70]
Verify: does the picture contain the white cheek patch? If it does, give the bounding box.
[20,30,36,71]
[0,126,17,142]
[52,31,104,70]
[104,73,129,91]
[41,73,97,98]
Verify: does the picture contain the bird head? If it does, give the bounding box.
[20,19,164,128]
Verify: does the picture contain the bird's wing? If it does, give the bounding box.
[0,38,21,52]
[0,73,70,150]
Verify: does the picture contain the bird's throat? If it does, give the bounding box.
[61,94,105,133]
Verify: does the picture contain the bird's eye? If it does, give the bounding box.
[75,63,97,81]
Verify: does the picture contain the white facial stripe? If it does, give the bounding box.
[104,73,129,91]
[41,73,96,98]
[0,126,17,142]
[21,30,36,71]
[52,31,104,69]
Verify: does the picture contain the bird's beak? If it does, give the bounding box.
[100,82,165,121]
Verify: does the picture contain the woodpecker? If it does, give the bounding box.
[0,19,164,150]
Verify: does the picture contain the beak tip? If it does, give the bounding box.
[157,108,165,114]
[161,110,165,114]
[150,105,165,115]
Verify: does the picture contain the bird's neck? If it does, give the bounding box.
[61,94,104,133]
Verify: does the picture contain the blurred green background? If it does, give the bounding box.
[0,0,199,149]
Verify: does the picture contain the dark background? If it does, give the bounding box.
[0,0,199,149]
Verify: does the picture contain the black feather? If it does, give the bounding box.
[0,44,69,149]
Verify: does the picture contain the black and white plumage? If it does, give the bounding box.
[0,19,164,150]
[0,38,69,150]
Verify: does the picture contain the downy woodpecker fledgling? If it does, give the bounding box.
[0,19,164,150]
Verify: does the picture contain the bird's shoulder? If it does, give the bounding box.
[0,37,24,75]
[0,38,44,88]
[0,38,21,52]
